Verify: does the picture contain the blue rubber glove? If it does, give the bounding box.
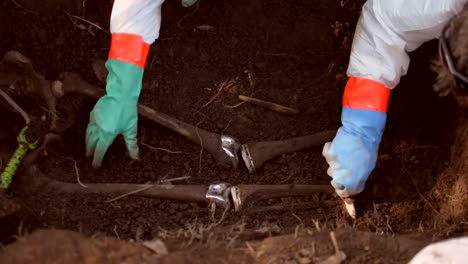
[86,59,144,168]
[322,106,386,198]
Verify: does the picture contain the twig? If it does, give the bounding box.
[177,0,201,28]
[213,205,229,226]
[222,101,246,109]
[317,232,346,264]
[222,84,262,109]
[238,95,299,115]
[10,0,38,16]
[160,175,191,183]
[330,232,339,253]
[201,80,229,108]
[245,241,256,256]
[312,219,321,232]
[245,70,255,88]
[221,119,232,135]
[291,210,304,227]
[114,225,121,240]
[106,182,152,203]
[74,161,87,188]
[410,177,440,216]
[0,89,30,125]
[294,225,300,239]
[39,106,63,121]
[61,9,108,34]
[195,119,204,176]
[141,142,183,154]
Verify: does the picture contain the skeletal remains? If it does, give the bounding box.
[0,50,338,213]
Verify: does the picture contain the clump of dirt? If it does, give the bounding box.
[0,191,20,218]
[0,227,430,264]
[0,229,162,264]
[0,0,467,262]
[430,110,468,223]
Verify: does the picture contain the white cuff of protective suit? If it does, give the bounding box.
[347,0,466,89]
[110,0,165,45]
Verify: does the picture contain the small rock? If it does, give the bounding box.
[142,239,169,255]
[37,28,47,44]
[231,36,239,45]
[167,49,174,58]
[296,257,312,264]
[195,25,214,32]
[169,203,179,210]
[199,51,210,62]
[183,162,191,171]
[55,34,65,46]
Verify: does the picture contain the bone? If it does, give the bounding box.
[52,72,240,169]
[24,165,333,207]
[248,200,340,213]
[0,51,69,133]
[0,88,31,125]
[23,133,63,167]
[21,127,334,210]
[241,130,337,173]
[237,183,334,203]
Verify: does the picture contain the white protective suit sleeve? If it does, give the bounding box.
[349,0,467,90]
[110,0,165,45]
[409,236,468,264]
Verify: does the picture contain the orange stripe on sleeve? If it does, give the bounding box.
[108,33,150,68]
[343,77,391,112]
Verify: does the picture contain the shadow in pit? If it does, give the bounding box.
[355,40,462,212]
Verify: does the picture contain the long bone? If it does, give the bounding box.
[90,60,337,172]
[22,127,335,212]
[24,165,334,211]
[241,130,337,173]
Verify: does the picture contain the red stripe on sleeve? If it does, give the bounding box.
[108,33,150,68]
[343,77,391,112]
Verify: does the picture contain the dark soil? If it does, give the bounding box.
[0,0,467,262]
[0,227,430,264]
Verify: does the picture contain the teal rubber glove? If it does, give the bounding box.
[86,59,143,168]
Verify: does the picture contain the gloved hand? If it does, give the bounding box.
[86,59,144,168]
[323,77,389,198]
[86,0,162,168]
